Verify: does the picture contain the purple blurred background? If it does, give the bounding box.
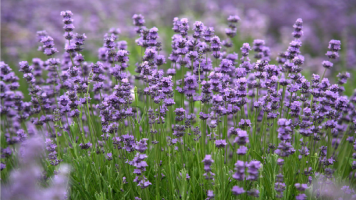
[2,0,356,68]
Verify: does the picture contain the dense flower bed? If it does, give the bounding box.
[1,10,356,200]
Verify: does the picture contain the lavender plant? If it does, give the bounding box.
[1,10,356,200]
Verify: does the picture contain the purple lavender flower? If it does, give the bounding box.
[40,36,58,56]
[234,130,249,145]
[211,36,221,59]
[275,142,295,157]
[135,138,148,153]
[322,60,333,69]
[199,112,209,121]
[133,14,145,34]
[337,72,350,85]
[2,147,12,158]
[233,160,245,181]
[175,108,185,116]
[296,194,307,200]
[106,153,113,161]
[215,139,227,148]
[193,21,204,39]
[241,43,251,57]
[203,27,214,43]
[218,59,233,74]
[246,161,261,181]
[275,181,286,198]
[290,101,302,117]
[253,39,265,53]
[277,118,293,142]
[292,18,303,39]
[19,61,33,73]
[60,10,74,32]
[238,119,251,128]
[202,155,214,166]
[325,39,341,60]
[179,18,189,37]
[79,142,92,150]
[328,40,341,52]
[202,154,214,179]
[206,190,214,200]
[226,15,239,38]
[163,98,175,107]
[277,158,284,166]
[232,186,245,195]
[237,146,248,155]
[295,183,308,191]
[0,160,6,170]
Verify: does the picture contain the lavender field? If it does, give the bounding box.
[1,0,356,199]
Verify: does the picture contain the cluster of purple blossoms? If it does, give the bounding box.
[79,142,92,150]
[121,134,136,152]
[232,185,245,196]
[234,129,249,155]
[295,183,308,200]
[183,74,198,97]
[203,27,214,44]
[202,155,214,180]
[45,138,62,166]
[232,160,245,181]
[132,14,145,34]
[277,118,293,142]
[61,10,74,41]
[193,21,204,39]
[128,138,151,189]
[61,10,86,58]
[40,35,58,57]
[275,172,286,198]
[226,15,240,39]
[246,161,261,181]
[326,39,341,61]
[215,139,227,148]
[292,18,303,39]
[211,36,221,59]
[252,39,266,60]
[232,160,261,197]
[298,139,310,160]
[240,43,252,72]
[202,155,215,199]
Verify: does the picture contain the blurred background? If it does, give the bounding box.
[2,0,356,93]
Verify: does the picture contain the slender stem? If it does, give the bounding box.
[321,68,327,81]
